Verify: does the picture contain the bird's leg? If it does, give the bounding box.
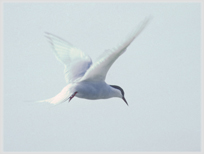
[68,92,78,102]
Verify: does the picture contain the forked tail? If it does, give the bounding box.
[37,85,72,105]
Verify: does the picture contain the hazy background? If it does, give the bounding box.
[3,2,201,152]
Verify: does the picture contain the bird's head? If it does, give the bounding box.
[110,85,128,106]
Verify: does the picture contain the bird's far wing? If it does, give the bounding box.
[45,33,92,83]
[80,17,151,82]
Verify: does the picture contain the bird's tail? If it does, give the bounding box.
[37,85,72,105]
[37,97,56,104]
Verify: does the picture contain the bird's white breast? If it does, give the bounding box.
[74,81,112,100]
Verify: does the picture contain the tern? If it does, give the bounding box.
[38,17,150,106]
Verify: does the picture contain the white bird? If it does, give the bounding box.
[38,17,150,106]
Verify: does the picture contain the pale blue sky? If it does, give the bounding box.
[3,2,201,152]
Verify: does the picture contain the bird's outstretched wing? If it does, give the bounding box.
[45,33,92,83]
[80,17,151,82]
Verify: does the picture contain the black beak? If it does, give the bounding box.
[122,97,128,106]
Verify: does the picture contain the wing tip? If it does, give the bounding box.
[43,32,73,46]
[142,15,153,27]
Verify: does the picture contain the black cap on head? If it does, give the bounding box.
[110,85,128,106]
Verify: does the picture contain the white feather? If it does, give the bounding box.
[45,32,92,83]
[80,17,151,81]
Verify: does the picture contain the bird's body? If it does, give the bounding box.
[42,80,122,104]
[72,81,120,99]
[38,17,151,105]
[75,81,112,99]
